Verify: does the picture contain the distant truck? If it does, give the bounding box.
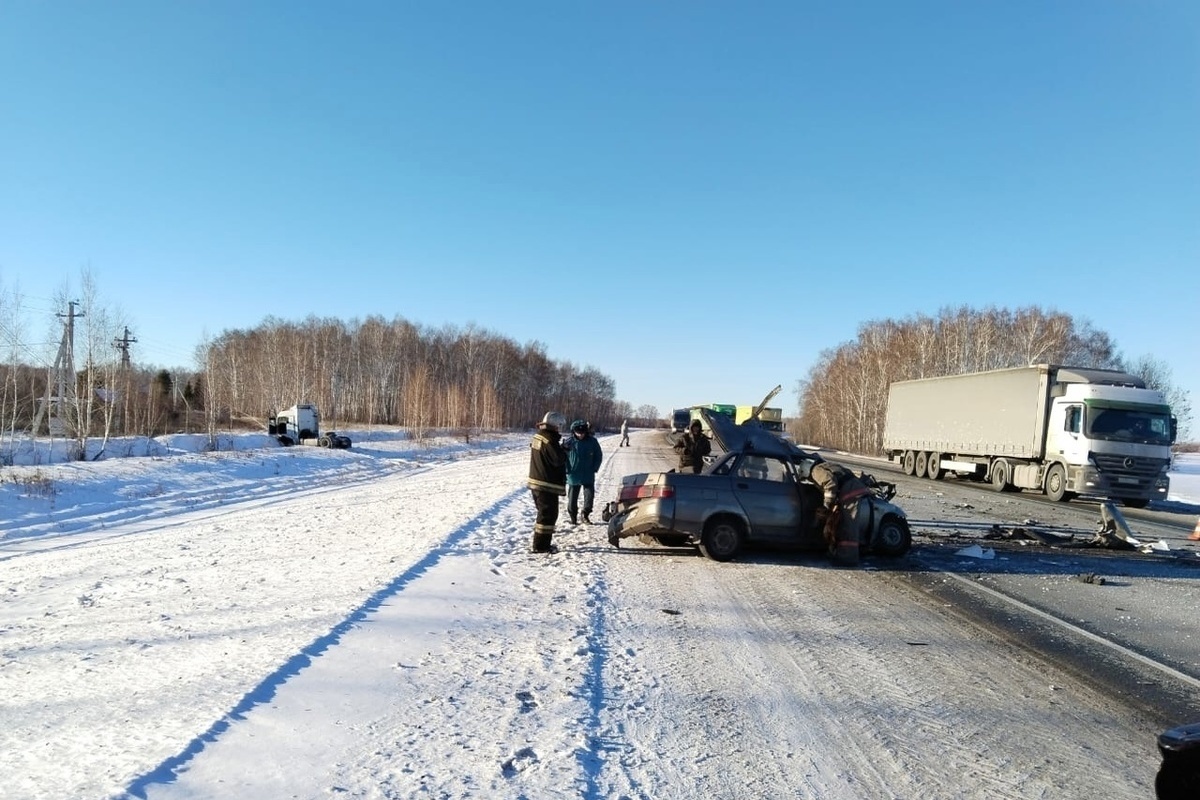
[268,404,352,449]
[690,404,736,435]
[671,408,691,433]
[882,364,1175,507]
[735,405,784,433]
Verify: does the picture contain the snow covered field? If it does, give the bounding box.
[2,430,1198,799]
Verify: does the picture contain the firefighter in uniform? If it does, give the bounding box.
[809,460,871,566]
[527,411,568,553]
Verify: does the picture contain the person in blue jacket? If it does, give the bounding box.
[564,419,604,524]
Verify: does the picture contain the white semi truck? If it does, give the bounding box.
[268,404,351,449]
[882,364,1175,507]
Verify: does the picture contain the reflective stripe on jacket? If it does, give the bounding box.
[528,428,567,495]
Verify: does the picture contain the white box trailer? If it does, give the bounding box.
[883,364,1175,507]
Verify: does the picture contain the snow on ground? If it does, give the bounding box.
[1169,451,1200,505]
[1,432,1198,799]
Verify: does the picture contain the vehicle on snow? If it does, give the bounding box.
[603,407,912,562]
[268,404,352,449]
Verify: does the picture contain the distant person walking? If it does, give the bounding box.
[527,412,567,553]
[673,419,711,474]
[619,419,630,447]
[564,419,604,524]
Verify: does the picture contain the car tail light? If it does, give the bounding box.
[620,484,675,501]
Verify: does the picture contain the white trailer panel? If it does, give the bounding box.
[883,366,1051,459]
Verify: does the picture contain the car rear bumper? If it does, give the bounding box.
[608,502,671,541]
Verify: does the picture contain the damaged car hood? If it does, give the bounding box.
[699,406,801,460]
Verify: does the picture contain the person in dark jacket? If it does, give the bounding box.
[527,411,567,553]
[673,419,712,474]
[564,419,604,524]
[809,460,870,566]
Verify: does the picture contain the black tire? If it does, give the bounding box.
[914,451,928,479]
[1124,498,1149,509]
[902,450,916,476]
[872,515,912,557]
[1044,463,1070,502]
[278,435,294,447]
[990,460,1010,492]
[926,451,943,480]
[698,518,744,562]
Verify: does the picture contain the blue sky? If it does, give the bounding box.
[2,1,1197,422]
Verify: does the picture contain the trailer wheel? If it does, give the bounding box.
[698,517,744,562]
[1044,464,1073,502]
[902,450,916,475]
[914,451,928,479]
[926,452,943,480]
[990,460,1012,492]
[872,516,912,557]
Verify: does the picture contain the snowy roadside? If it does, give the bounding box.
[2,431,551,799]
[2,433,1198,799]
[1,430,529,546]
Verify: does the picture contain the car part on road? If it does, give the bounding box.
[1156,722,1200,800]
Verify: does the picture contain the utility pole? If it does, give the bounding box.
[113,326,137,369]
[31,301,84,435]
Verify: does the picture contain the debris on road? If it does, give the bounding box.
[986,525,1077,546]
[955,544,995,560]
[1074,572,1106,585]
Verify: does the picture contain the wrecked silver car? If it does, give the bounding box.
[604,408,912,562]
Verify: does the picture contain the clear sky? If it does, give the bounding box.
[2,1,1197,421]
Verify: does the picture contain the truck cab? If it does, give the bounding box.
[1048,384,1174,506]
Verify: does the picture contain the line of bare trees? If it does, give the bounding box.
[791,305,1193,454]
[2,276,638,459]
[200,315,630,435]
[0,274,203,459]
[5,273,1191,460]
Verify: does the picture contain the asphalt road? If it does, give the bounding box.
[797,443,1200,728]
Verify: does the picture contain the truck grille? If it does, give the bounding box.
[1091,453,1168,479]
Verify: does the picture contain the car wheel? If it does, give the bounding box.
[914,451,928,479]
[1044,464,1070,502]
[872,516,912,557]
[698,518,744,562]
[902,450,916,476]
